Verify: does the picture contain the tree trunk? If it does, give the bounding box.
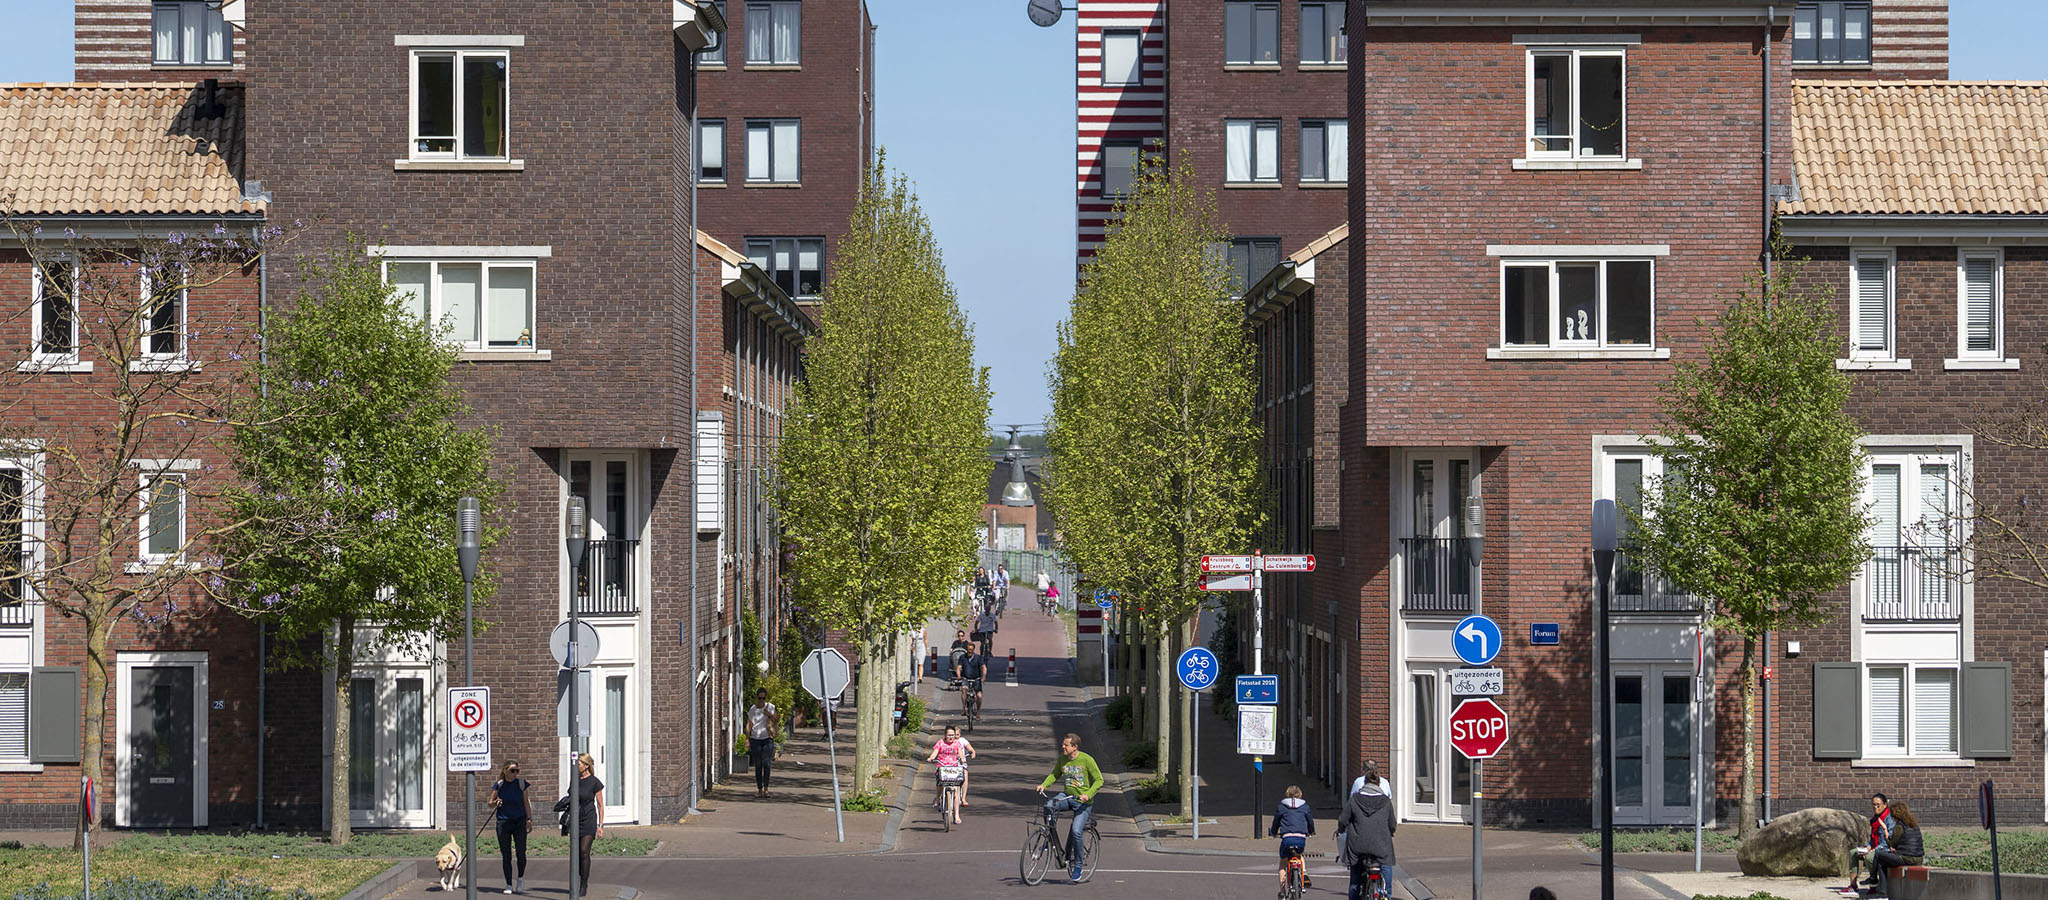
[330,619,357,845]
[853,638,882,795]
[1177,617,1196,822]
[78,612,111,852]
[1739,633,1758,843]
[1153,630,1171,778]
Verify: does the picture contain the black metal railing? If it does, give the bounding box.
[573,538,639,615]
[1,551,31,626]
[1401,537,1473,613]
[1863,545,1959,622]
[1612,547,1702,613]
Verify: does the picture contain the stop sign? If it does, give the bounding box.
[1448,697,1510,759]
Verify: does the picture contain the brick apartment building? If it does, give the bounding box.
[0,82,268,827]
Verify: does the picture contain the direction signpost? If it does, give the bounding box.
[1199,550,1315,838]
[1176,647,1217,839]
[1094,589,1119,695]
[801,648,851,843]
[1451,695,1510,900]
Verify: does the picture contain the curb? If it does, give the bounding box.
[335,861,413,900]
[878,753,923,852]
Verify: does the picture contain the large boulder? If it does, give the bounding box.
[1738,807,1868,876]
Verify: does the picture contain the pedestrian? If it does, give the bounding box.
[746,688,780,798]
[486,761,531,894]
[1850,792,1897,894]
[1337,762,1397,900]
[1862,800,1923,897]
[912,631,929,686]
[1270,784,1316,896]
[572,752,604,899]
[1529,889,1557,900]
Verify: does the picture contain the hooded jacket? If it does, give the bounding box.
[1269,797,1316,837]
[1337,789,1397,864]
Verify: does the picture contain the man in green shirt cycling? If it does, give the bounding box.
[1035,732,1103,882]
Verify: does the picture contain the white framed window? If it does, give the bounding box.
[384,260,537,349]
[409,49,509,160]
[1956,249,2004,362]
[31,261,77,363]
[137,469,187,566]
[1500,258,1654,349]
[1225,119,1280,184]
[152,1,230,66]
[1224,1,1279,65]
[0,671,24,762]
[1861,452,1959,622]
[745,237,823,299]
[745,119,801,183]
[699,119,727,183]
[1300,1,1347,65]
[1865,664,1958,758]
[1101,29,1142,86]
[1849,249,1895,361]
[745,1,801,65]
[139,264,188,361]
[1300,119,1347,184]
[1527,48,1625,159]
[0,462,29,616]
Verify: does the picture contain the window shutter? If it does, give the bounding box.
[1911,668,1956,754]
[1854,256,1890,353]
[1960,661,2013,758]
[1812,662,1861,758]
[1962,255,1997,354]
[28,667,80,763]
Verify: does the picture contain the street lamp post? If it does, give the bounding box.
[1465,493,1485,900]
[564,497,588,899]
[1592,499,1619,900]
[457,498,481,900]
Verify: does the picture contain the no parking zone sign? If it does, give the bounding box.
[448,686,492,772]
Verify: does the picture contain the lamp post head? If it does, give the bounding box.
[1592,498,1618,553]
[565,495,589,568]
[1000,454,1033,507]
[1464,493,1485,564]
[456,496,481,583]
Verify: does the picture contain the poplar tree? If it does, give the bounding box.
[1045,155,1264,819]
[776,160,990,795]
[1629,257,1868,842]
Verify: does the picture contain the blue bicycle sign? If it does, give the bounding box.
[1177,647,1219,691]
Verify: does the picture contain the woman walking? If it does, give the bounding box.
[746,688,780,798]
[572,753,604,899]
[912,631,929,687]
[486,761,531,894]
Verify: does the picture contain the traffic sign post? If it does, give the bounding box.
[1449,668,1504,697]
[1453,615,1503,667]
[448,687,492,772]
[1198,549,1315,839]
[1235,674,1278,706]
[1177,648,1217,839]
[801,649,850,843]
[1450,697,1509,900]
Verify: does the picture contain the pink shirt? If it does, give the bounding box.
[932,739,966,767]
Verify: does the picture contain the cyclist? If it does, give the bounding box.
[1269,784,1317,896]
[959,642,988,718]
[1034,732,1103,883]
[973,607,999,653]
[1337,764,1397,900]
[926,724,976,820]
[948,630,971,684]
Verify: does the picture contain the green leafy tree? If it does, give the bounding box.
[223,247,503,844]
[1045,154,1264,818]
[775,159,990,794]
[1629,256,1868,841]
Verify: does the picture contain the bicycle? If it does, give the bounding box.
[937,764,967,831]
[1280,845,1307,900]
[1019,794,1100,885]
[962,679,983,732]
[1361,862,1392,900]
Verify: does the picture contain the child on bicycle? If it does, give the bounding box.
[926,724,975,820]
[1270,784,1316,896]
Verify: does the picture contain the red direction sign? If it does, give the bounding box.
[1261,554,1315,572]
[1448,697,1509,760]
[1200,572,1254,592]
[1201,555,1254,572]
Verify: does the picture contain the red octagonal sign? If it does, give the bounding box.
[1449,697,1510,760]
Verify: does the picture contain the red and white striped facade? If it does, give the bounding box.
[1075,0,1166,264]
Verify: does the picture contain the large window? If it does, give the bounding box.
[1793,1,1872,65]
[152,1,230,66]
[700,0,727,64]
[746,1,801,65]
[1101,141,1141,199]
[746,119,801,183]
[410,50,509,160]
[1300,2,1347,65]
[31,261,76,363]
[746,237,824,299]
[1101,29,1142,86]
[384,260,537,350]
[138,468,187,565]
[1224,1,1279,65]
[1226,238,1281,296]
[1866,665,1957,757]
[1225,119,1280,184]
[1300,119,1347,184]
[1849,249,1895,361]
[699,119,727,183]
[1501,258,1654,349]
[1957,249,2004,362]
[1527,49,1625,159]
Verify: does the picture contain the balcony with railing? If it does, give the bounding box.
[1401,537,1473,613]
[1612,547,1702,613]
[1863,545,1959,622]
[572,538,640,616]
[1,551,30,627]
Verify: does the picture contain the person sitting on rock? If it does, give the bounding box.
[1850,793,1896,893]
[1863,801,1923,898]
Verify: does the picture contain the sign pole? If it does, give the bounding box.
[1251,551,1263,842]
[820,653,845,843]
[81,776,91,900]
[1472,758,1483,900]
[464,575,476,900]
[1694,629,1705,872]
[1192,684,1200,841]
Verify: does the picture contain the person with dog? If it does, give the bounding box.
[572,753,605,898]
[487,761,532,894]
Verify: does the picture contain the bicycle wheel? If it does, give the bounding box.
[1079,824,1101,881]
[942,785,954,832]
[1285,863,1303,900]
[1020,828,1053,885]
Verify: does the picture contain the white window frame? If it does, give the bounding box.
[1525,47,1627,160]
[1224,119,1280,184]
[1101,29,1143,87]
[1300,119,1347,184]
[1497,257,1657,350]
[745,119,801,184]
[138,264,190,366]
[382,259,540,351]
[151,1,231,66]
[1848,249,1897,363]
[1954,248,2005,364]
[30,260,79,366]
[407,48,511,162]
[1862,662,1960,759]
[133,460,199,568]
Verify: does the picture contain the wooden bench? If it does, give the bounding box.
[1885,865,1931,900]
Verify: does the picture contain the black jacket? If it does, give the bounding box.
[1337,791,1397,864]
[1269,798,1316,837]
[1891,825,1924,859]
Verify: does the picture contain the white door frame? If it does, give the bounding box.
[115,651,208,827]
[345,667,437,829]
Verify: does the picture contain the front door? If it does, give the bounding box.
[128,666,196,827]
[1407,667,1472,823]
[577,668,635,824]
[349,673,432,828]
[1611,667,1699,825]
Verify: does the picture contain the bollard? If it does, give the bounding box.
[1008,650,1017,678]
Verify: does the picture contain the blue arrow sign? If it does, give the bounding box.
[1235,674,1278,705]
[1176,647,1219,691]
[1453,614,1503,666]
[1095,590,1115,610]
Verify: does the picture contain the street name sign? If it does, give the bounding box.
[1449,668,1504,697]
[1235,674,1279,705]
[448,687,491,772]
[1176,647,1219,691]
[1200,572,1254,592]
[1529,623,1560,645]
[1201,555,1254,572]
[1449,697,1510,759]
[1453,614,1503,667]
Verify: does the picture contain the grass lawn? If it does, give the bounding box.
[114,831,657,859]
[0,851,390,900]
[1575,829,1742,853]
[1580,825,2048,875]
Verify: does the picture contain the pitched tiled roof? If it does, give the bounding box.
[1786,80,2048,216]
[0,82,259,217]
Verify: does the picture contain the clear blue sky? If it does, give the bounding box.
[5,1,2045,428]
